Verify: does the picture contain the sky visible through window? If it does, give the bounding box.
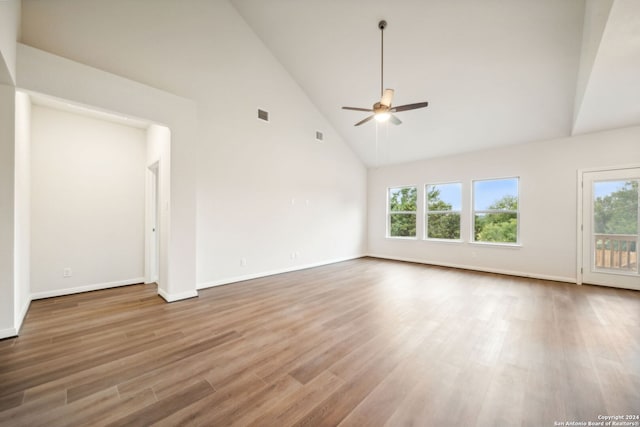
[594,180,628,199]
[430,184,461,210]
[474,179,518,210]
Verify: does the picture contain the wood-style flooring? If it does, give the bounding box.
[1,258,639,426]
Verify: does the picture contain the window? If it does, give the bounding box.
[388,186,417,238]
[473,178,519,244]
[425,182,461,240]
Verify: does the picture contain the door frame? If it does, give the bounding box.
[145,161,160,284]
[576,163,640,286]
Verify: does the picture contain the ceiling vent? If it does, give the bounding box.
[257,108,269,122]
[315,131,324,142]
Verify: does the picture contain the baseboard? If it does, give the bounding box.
[366,254,577,284]
[197,254,366,290]
[14,298,31,335]
[0,327,18,340]
[30,277,145,300]
[157,288,198,303]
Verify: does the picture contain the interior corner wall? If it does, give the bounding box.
[573,0,614,124]
[14,90,30,330]
[0,0,20,85]
[30,105,146,298]
[0,84,16,338]
[368,125,640,282]
[17,44,198,302]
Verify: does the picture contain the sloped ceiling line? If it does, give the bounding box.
[573,0,640,136]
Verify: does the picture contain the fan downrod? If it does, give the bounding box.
[341,18,429,126]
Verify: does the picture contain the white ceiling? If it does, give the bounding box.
[573,0,640,135]
[230,0,640,167]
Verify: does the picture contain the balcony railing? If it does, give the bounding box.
[594,234,638,272]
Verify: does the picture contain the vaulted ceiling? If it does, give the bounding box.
[16,0,640,168]
[230,0,640,166]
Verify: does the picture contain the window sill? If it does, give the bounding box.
[424,238,464,244]
[385,236,418,240]
[469,241,522,248]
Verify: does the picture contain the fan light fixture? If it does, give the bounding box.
[342,20,429,127]
[375,112,390,122]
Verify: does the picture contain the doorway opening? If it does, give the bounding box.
[146,162,160,284]
[579,166,640,290]
[22,91,170,298]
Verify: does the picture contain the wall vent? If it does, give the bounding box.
[315,130,324,142]
[257,109,269,122]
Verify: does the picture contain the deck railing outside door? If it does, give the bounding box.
[594,234,638,272]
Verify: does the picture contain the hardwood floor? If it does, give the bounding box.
[1,257,638,426]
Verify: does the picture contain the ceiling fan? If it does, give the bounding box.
[342,20,429,126]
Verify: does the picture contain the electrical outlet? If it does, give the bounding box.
[63,268,72,278]
[240,258,247,267]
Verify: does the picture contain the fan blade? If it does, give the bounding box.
[380,89,394,107]
[354,115,375,126]
[389,114,402,125]
[390,102,429,112]
[342,106,373,112]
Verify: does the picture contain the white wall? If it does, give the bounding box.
[0,0,22,338]
[0,0,20,85]
[19,0,368,289]
[17,44,198,302]
[573,0,614,124]
[194,46,368,286]
[0,84,16,338]
[368,125,640,282]
[30,104,146,297]
[14,90,30,329]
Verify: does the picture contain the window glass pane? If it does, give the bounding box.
[427,183,461,211]
[389,187,417,212]
[427,213,461,239]
[474,179,518,211]
[593,180,638,234]
[474,212,518,243]
[390,214,416,237]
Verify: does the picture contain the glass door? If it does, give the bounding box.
[582,168,639,290]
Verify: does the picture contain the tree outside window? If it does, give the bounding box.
[426,183,461,240]
[593,180,638,235]
[473,178,519,244]
[388,186,417,238]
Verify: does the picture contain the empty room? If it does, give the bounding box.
[1,0,639,426]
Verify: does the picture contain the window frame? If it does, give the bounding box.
[471,177,521,246]
[424,181,463,242]
[387,185,418,239]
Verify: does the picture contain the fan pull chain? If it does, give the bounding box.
[375,121,379,167]
[385,118,389,162]
[380,24,384,97]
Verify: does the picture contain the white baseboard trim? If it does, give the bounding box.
[14,298,31,335]
[157,288,198,303]
[366,254,577,284]
[30,277,146,300]
[0,327,18,340]
[197,255,366,290]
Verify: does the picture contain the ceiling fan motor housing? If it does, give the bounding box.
[373,102,390,114]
